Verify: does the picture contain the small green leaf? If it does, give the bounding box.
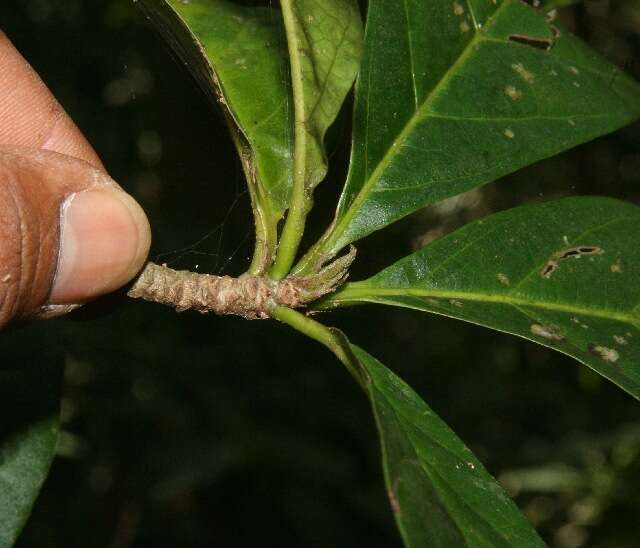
[297,0,640,270]
[0,330,62,546]
[325,197,640,399]
[271,0,363,278]
[280,0,363,190]
[138,0,294,271]
[350,344,546,547]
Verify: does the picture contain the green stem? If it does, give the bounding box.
[246,194,278,276]
[270,0,310,280]
[271,306,365,386]
[227,108,277,276]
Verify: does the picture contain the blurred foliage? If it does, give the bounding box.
[0,0,639,547]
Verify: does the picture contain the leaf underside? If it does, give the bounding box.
[326,197,640,400]
[346,343,545,547]
[281,0,363,189]
[306,0,640,260]
[139,0,294,222]
[0,332,62,547]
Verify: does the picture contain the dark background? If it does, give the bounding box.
[2,1,640,547]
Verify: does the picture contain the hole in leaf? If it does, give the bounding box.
[540,246,603,278]
[508,34,554,51]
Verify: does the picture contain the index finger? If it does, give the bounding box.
[0,31,103,168]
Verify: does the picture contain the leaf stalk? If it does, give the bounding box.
[270,0,312,280]
[271,306,365,385]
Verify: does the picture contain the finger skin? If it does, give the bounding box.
[0,147,128,327]
[0,34,152,326]
[0,31,102,167]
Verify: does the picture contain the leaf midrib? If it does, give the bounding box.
[328,287,640,327]
[374,394,469,547]
[374,383,542,547]
[325,1,511,253]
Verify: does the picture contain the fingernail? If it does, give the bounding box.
[50,188,151,304]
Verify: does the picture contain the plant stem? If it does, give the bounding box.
[271,306,365,386]
[128,263,305,319]
[246,191,278,276]
[228,124,277,276]
[270,0,310,280]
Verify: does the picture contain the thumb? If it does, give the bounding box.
[0,146,151,327]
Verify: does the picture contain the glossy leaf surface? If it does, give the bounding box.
[349,344,545,546]
[326,197,640,399]
[0,329,62,546]
[138,0,293,221]
[306,0,640,260]
[280,0,363,189]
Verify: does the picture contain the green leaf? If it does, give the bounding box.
[325,197,640,400]
[0,328,62,546]
[141,0,293,215]
[271,306,545,546]
[279,0,363,190]
[270,0,363,278]
[296,0,640,270]
[350,344,546,547]
[137,0,294,271]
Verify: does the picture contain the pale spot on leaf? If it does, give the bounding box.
[588,344,619,363]
[504,85,522,100]
[613,335,628,346]
[530,323,564,341]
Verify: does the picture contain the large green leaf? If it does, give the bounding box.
[279,0,363,189]
[0,328,62,546]
[324,197,640,399]
[350,343,546,546]
[137,0,294,270]
[272,304,546,546]
[296,0,640,270]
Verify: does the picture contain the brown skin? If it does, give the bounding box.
[0,32,151,328]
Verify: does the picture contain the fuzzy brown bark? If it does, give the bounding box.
[127,262,304,319]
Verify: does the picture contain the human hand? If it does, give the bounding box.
[0,32,151,328]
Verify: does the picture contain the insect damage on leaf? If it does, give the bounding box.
[611,257,624,273]
[530,323,564,341]
[504,85,523,100]
[540,246,604,279]
[588,344,620,363]
[507,33,554,50]
[511,62,535,84]
[613,335,628,346]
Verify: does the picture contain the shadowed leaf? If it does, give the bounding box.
[138,0,294,268]
[345,343,546,547]
[0,328,62,546]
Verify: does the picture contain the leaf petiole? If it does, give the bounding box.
[271,306,365,386]
[269,0,311,281]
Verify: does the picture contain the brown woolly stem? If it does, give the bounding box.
[127,256,355,320]
[127,262,305,319]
